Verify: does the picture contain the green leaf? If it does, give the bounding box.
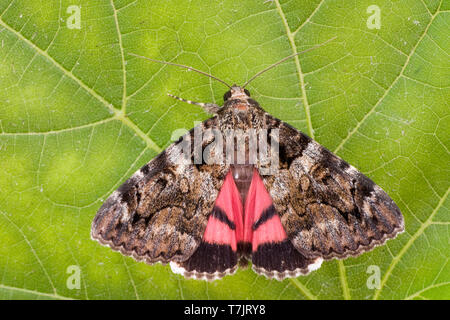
[0,0,448,300]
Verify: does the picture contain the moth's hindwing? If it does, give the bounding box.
[245,168,323,280]
[262,114,404,261]
[170,171,241,280]
[91,116,229,264]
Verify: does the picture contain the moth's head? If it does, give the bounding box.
[223,85,251,102]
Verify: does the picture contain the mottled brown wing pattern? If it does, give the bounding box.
[262,114,404,261]
[91,117,229,264]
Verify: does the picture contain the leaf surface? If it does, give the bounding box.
[0,0,448,299]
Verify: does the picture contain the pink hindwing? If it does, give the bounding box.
[170,170,243,279]
[244,169,323,280]
[172,168,323,280]
[244,169,287,250]
[203,170,243,250]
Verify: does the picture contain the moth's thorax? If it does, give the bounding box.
[219,102,264,130]
[223,85,252,111]
[219,86,266,130]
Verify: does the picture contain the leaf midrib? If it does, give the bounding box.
[274,0,315,140]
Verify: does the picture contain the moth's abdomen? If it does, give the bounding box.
[231,164,254,205]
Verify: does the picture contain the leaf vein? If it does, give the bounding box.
[274,0,315,138]
[0,16,161,153]
[333,8,442,154]
[110,0,128,113]
[0,212,57,295]
[373,187,449,299]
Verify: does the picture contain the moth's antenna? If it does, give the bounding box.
[242,36,337,88]
[128,53,232,89]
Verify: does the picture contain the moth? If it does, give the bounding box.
[91,39,404,280]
